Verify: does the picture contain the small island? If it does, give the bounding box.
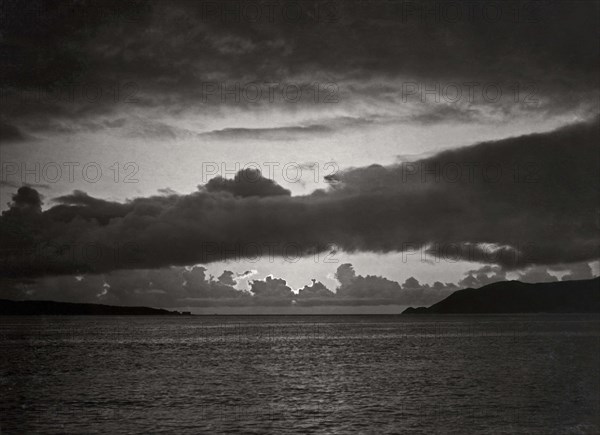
[403,277,600,314]
[0,299,192,316]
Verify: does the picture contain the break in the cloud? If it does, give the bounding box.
[1,117,598,281]
[5,259,591,309]
[0,262,455,308]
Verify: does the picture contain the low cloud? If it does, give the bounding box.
[2,259,597,308]
[333,263,455,306]
[458,265,507,288]
[559,262,594,281]
[204,168,291,198]
[250,275,294,299]
[1,118,598,280]
[298,279,334,298]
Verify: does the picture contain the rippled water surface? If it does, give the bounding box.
[1,315,599,434]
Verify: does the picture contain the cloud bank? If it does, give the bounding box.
[1,117,598,283]
[1,0,598,139]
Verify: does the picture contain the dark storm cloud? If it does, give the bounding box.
[1,117,598,279]
[330,263,455,306]
[0,265,250,307]
[0,120,29,143]
[458,265,507,288]
[0,263,452,308]
[250,275,294,299]
[1,0,598,129]
[1,259,594,308]
[204,168,291,197]
[517,266,558,283]
[454,260,596,288]
[3,186,43,214]
[182,266,248,299]
[326,116,599,268]
[408,105,481,125]
[559,263,594,281]
[297,279,334,298]
[335,263,403,298]
[47,190,132,224]
[197,117,382,142]
[199,124,333,140]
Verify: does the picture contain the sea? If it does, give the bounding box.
[1,315,599,434]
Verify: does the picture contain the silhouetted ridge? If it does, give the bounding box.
[403,278,600,314]
[0,299,191,315]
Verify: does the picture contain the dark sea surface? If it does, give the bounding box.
[1,315,599,434]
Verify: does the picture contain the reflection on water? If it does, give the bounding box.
[1,315,599,434]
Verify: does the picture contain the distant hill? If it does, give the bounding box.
[0,299,191,315]
[403,278,600,314]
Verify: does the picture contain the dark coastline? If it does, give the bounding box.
[0,299,191,316]
[403,278,600,314]
[3,278,599,316]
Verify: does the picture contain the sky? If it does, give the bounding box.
[0,0,599,312]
